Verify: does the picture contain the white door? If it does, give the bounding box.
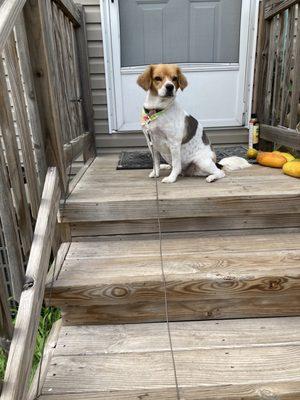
[102,0,254,132]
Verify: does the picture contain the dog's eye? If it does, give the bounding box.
[172,76,178,82]
[154,76,162,82]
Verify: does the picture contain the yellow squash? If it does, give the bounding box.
[282,160,300,178]
[256,151,287,168]
[273,151,295,162]
[247,148,258,159]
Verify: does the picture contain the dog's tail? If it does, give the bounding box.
[217,156,252,172]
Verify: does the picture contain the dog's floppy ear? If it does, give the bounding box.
[177,67,188,91]
[137,66,153,91]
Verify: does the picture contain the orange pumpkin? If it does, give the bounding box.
[256,151,287,168]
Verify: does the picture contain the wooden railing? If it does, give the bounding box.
[1,168,61,400]
[0,0,95,288]
[0,0,96,390]
[254,0,300,150]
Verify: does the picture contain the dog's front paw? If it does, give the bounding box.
[149,170,159,178]
[206,175,217,183]
[162,175,177,183]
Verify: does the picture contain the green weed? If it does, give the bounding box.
[0,306,61,382]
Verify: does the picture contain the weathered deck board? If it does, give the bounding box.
[61,294,300,325]
[41,317,300,398]
[61,155,300,223]
[46,229,300,322]
[69,214,300,237]
[65,229,300,257]
[38,383,300,400]
[54,318,300,355]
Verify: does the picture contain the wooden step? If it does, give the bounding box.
[61,155,300,229]
[46,229,300,324]
[40,317,300,399]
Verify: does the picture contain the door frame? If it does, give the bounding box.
[100,0,260,133]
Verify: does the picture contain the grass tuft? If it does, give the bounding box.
[0,348,7,380]
[0,306,61,382]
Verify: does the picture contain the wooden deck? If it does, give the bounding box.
[62,154,300,233]
[39,153,300,399]
[40,317,300,399]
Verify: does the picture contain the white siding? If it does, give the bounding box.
[76,0,109,145]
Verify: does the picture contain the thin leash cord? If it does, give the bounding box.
[153,157,181,400]
[35,143,74,399]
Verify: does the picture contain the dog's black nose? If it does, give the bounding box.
[166,84,174,92]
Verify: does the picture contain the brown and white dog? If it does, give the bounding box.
[138,64,250,183]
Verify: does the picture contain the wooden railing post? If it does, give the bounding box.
[1,168,61,400]
[23,0,68,193]
[256,1,269,124]
[75,4,96,161]
[0,140,24,302]
[5,33,41,218]
[0,0,27,53]
[15,12,48,188]
[0,58,33,256]
[289,4,300,130]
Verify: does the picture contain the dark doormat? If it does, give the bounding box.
[117,145,248,170]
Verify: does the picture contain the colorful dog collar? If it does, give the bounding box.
[141,107,165,126]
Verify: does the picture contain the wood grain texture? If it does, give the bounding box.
[68,16,83,139]
[63,229,300,260]
[289,3,300,129]
[69,214,300,237]
[1,168,60,400]
[53,0,81,26]
[279,5,296,126]
[0,131,24,301]
[260,124,300,149]
[264,17,276,124]
[61,294,300,325]
[52,3,73,145]
[61,155,300,223]
[41,317,300,398]
[264,0,299,19]
[23,0,67,191]
[15,12,48,187]
[5,33,41,218]
[48,248,300,305]
[0,265,13,350]
[37,382,300,400]
[75,4,96,141]
[256,8,270,124]
[0,0,26,53]
[270,13,284,126]
[0,58,33,254]
[55,317,300,356]
[60,1,81,142]
[46,230,300,321]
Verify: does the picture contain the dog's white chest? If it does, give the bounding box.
[142,103,208,168]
